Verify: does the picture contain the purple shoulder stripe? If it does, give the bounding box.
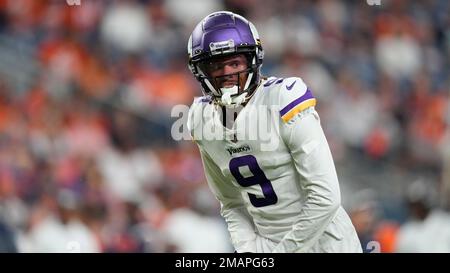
[279,89,314,116]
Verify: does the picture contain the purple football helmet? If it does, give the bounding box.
[187,11,264,106]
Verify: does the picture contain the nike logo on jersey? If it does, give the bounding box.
[286,80,296,91]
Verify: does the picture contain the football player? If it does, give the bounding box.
[187,11,362,253]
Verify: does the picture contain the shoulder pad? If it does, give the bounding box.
[187,96,212,140]
[277,77,316,123]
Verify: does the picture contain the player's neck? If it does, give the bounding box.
[220,105,243,129]
[217,81,263,128]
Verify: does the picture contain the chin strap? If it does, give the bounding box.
[218,86,248,107]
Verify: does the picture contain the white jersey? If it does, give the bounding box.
[188,77,362,253]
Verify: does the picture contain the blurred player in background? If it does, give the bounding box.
[187,11,362,253]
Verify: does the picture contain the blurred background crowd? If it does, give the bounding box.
[0,0,449,253]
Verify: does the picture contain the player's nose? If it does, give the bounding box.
[222,64,236,76]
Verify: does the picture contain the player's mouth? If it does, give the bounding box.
[221,82,236,88]
[217,78,239,88]
[215,73,241,89]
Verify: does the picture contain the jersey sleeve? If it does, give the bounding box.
[198,147,260,253]
[277,77,317,124]
[272,78,341,253]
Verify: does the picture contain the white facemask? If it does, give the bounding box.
[219,86,248,107]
